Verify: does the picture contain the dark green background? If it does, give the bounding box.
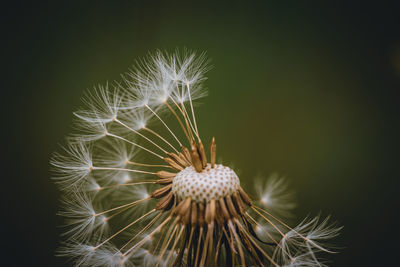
[4,1,399,266]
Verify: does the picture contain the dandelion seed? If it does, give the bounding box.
[255,173,297,219]
[52,49,341,266]
[51,142,93,190]
[74,84,124,124]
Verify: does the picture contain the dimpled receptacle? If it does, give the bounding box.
[172,163,240,203]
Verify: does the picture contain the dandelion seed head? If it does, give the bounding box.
[53,49,340,267]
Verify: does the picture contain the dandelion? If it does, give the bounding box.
[52,49,341,266]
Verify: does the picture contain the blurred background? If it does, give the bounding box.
[3,1,399,266]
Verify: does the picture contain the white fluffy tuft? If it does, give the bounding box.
[255,173,296,218]
[74,84,124,124]
[51,142,93,190]
[273,215,342,266]
[58,241,133,267]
